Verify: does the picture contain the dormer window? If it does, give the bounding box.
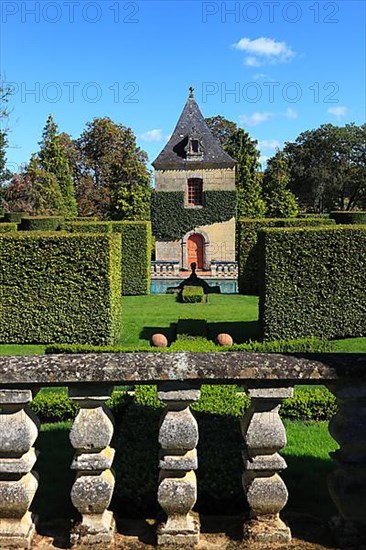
[186,128,204,159]
[191,139,199,153]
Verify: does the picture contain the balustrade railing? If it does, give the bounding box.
[0,352,365,548]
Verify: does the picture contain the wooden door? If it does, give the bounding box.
[187,234,204,269]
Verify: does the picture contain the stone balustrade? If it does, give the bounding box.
[151,261,180,277]
[0,351,365,548]
[210,260,238,277]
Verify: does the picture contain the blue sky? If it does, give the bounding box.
[1,0,365,173]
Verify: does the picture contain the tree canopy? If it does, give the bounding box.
[262,150,298,218]
[283,123,366,212]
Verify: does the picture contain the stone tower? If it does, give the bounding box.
[152,88,237,271]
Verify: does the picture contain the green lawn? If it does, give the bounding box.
[0,293,365,353]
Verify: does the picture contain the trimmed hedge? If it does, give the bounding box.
[112,221,151,295]
[60,221,112,233]
[151,190,237,241]
[20,216,64,231]
[330,211,366,225]
[259,226,366,340]
[238,217,336,295]
[3,212,28,223]
[0,233,122,344]
[181,285,206,303]
[0,223,18,233]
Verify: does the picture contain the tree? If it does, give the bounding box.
[77,117,151,220]
[2,155,65,215]
[262,150,298,217]
[38,115,77,216]
[284,123,366,212]
[206,116,265,218]
[0,82,14,196]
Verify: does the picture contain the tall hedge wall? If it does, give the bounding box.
[151,190,237,241]
[112,221,151,295]
[0,233,122,344]
[259,226,366,341]
[238,217,336,295]
[330,211,366,225]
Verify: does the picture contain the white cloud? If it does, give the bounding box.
[252,73,274,81]
[259,139,281,150]
[140,129,164,142]
[233,36,295,66]
[285,107,298,119]
[327,106,348,119]
[239,111,273,126]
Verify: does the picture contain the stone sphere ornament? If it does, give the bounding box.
[151,333,168,348]
[216,333,233,347]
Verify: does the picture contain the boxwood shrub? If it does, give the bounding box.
[238,217,336,295]
[20,216,64,231]
[112,221,151,295]
[0,233,122,344]
[0,223,18,233]
[259,226,366,340]
[181,285,206,303]
[330,211,366,224]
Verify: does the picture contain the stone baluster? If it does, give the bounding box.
[157,383,201,546]
[0,389,39,549]
[241,386,293,543]
[327,381,366,547]
[167,264,172,277]
[173,263,179,277]
[210,263,217,277]
[69,384,116,546]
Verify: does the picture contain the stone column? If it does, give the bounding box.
[327,381,366,547]
[157,383,200,546]
[241,386,293,543]
[69,384,116,546]
[0,389,39,549]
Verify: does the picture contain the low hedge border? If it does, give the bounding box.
[0,223,18,233]
[20,216,64,231]
[3,212,28,223]
[30,383,336,423]
[60,221,113,233]
[330,211,366,225]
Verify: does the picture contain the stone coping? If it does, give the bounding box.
[0,352,365,386]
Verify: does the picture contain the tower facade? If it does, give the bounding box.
[152,89,237,271]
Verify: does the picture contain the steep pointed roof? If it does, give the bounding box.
[152,88,236,170]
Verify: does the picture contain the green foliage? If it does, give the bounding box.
[31,391,79,422]
[330,211,366,224]
[112,221,151,295]
[205,117,264,218]
[238,217,336,294]
[281,386,336,421]
[262,150,298,217]
[38,115,77,216]
[20,216,64,231]
[0,222,17,232]
[181,285,206,303]
[77,117,151,220]
[151,190,237,240]
[60,221,112,233]
[259,226,366,340]
[0,233,122,344]
[284,123,366,212]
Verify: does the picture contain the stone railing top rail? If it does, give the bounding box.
[0,352,365,386]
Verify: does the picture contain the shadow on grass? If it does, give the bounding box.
[140,320,260,345]
[31,405,336,548]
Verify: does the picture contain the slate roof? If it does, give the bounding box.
[152,89,237,170]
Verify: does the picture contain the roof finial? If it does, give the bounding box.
[189,86,195,98]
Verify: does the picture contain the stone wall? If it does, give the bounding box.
[155,167,235,192]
